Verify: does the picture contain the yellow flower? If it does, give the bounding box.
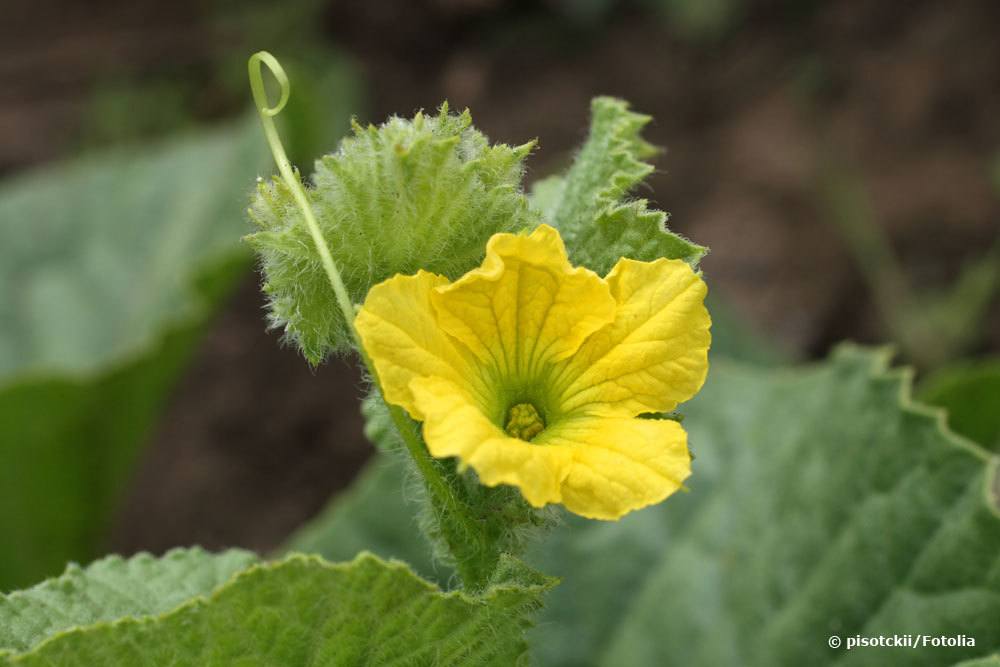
[355,224,710,520]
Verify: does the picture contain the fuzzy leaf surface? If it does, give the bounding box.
[290,346,1000,666]
[2,552,552,666]
[531,96,706,275]
[0,119,277,591]
[247,105,539,363]
[0,548,257,655]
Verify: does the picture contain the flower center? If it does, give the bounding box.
[505,402,545,441]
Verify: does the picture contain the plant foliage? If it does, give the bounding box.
[0,119,271,591]
[1,550,552,665]
[921,359,1000,453]
[530,96,706,275]
[8,74,996,667]
[288,347,1000,666]
[0,548,256,654]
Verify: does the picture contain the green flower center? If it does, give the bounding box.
[505,402,545,441]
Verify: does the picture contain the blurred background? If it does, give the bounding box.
[1,0,997,591]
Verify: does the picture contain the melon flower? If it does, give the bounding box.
[355,224,710,520]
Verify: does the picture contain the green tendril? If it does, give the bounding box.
[247,51,355,337]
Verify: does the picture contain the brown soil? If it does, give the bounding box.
[108,279,371,555]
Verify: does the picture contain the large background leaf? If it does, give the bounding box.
[0,120,269,591]
[541,347,999,666]
[0,548,256,655]
[2,551,551,666]
[0,120,263,377]
[286,346,1000,666]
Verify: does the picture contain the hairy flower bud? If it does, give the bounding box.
[246,104,538,364]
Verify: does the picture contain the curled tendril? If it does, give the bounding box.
[248,51,290,117]
[247,51,356,339]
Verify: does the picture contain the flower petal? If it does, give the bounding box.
[355,271,485,420]
[553,257,711,417]
[431,225,616,383]
[538,415,691,520]
[410,376,572,507]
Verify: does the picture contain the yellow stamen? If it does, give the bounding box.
[505,403,545,441]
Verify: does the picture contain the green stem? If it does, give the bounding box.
[248,51,493,590]
[383,403,497,589]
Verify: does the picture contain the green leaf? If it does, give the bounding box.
[288,346,1000,666]
[530,97,707,276]
[954,657,1000,667]
[2,552,553,666]
[921,359,1000,452]
[247,104,539,363]
[0,119,266,378]
[0,119,270,591]
[0,548,257,655]
[543,347,1000,667]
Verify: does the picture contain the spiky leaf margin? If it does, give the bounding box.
[531,96,706,276]
[2,552,554,666]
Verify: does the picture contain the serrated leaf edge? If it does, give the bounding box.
[853,344,999,517]
[753,343,997,514]
[6,551,555,662]
[539,96,708,268]
[0,546,255,607]
[0,547,258,658]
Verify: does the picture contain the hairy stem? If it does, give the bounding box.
[383,405,500,589]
